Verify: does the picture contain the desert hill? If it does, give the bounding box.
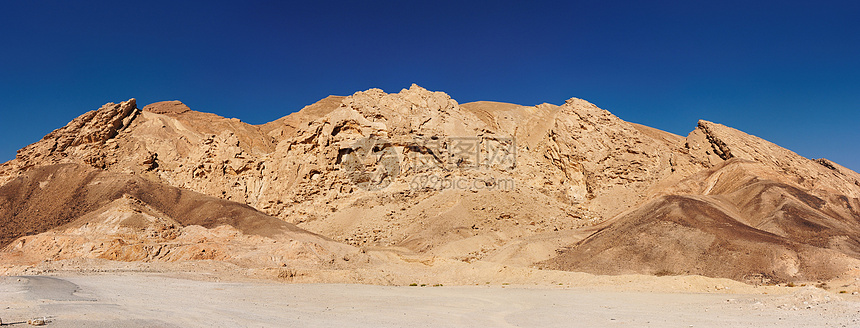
[542,156,860,283]
[2,84,859,285]
[0,163,354,271]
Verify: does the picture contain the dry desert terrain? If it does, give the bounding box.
[3,85,860,326]
[3,273,860,327]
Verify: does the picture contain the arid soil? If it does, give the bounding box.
[2,274,860,327]
[2,85,860,287]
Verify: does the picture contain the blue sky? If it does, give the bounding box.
[1,1,858,171]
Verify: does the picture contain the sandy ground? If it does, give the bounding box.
[2,274,860,327]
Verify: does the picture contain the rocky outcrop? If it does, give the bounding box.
[10,99,138,172]
[685,120,860,198]
[2,85,859,284]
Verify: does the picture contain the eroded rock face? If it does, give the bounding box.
[2,85,700,223]
[2,85,860,284]
[686,120,860,198]
[12,99,139,171]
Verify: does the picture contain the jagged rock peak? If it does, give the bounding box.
[563,97,598,107]
[688,119,860,197]
[16,98,138,162]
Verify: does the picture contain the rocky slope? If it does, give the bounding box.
[2,85,859,284]
[0,163,355,272]
[543,123,860,283]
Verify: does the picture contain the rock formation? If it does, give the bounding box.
[2,84,859,284]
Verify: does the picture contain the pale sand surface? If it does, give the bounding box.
[3,274,860,327]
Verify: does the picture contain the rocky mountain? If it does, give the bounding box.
[2,85,859,284]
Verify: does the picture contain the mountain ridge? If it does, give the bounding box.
[2,85,859,285]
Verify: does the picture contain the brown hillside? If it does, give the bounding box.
[2,85,859,284]
[0,163,315,245]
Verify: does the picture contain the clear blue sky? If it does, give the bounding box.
[2,1,858,171]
